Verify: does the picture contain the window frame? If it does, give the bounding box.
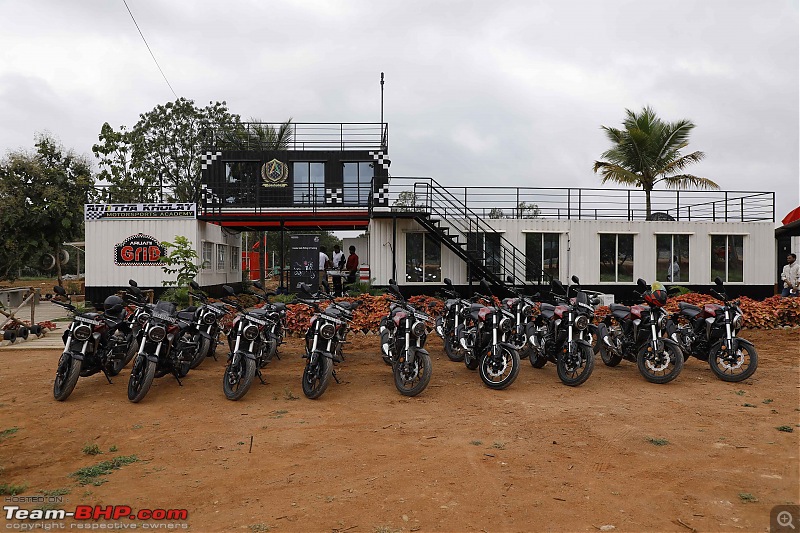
[201,242,213,271]
[525,232,560,283]
[710,234,745,283]
[292,161,325,206]
[216,244,226,272]
[655,234,690,284]
[405,232,442,283]
[599,233,635,283]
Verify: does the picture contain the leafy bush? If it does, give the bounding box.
[159,286,190,307]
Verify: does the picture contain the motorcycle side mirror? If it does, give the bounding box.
[714,277,723,287]
[128,279,138,287]
[506,275,515,284]
[551,279,564,294]
[253,281,265,290]
[389,278,396,285]
[189,281,201,291]
[668,287,681,295]
[223,285,236,296]
[571,275,580,284]
[53,285,67,297]
[480,279,493,295]
[444,278,452,286]
[637,278,648,289]
[591,297,602,306]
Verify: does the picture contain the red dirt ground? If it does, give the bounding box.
[1,328,798,532]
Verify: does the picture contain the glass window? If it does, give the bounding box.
[711,235,743,282]
[202,242,213,270]
[406,233,441,282]
[526,233,559,282]
[224,162,259,206]
[467,232,502,278]
[600,234,634,282]
[293,162,325,205]
[656,235,689,283]
[216,244,226,271]
[342,162,373,205]
[231,246,240,271]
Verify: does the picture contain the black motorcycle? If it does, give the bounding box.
[127,300,203,403]
[456,279,521,390]
[51,286,135,401]
[500,275,538,360]
[187,281,230,369]
[526,276,596,387]
[665,277,758,382]
[295,281,362,399]
[246,281,289,364]
[596,279,684,384]
[379,280,434,396]
[217,285,277,401]
[434,278,471,362]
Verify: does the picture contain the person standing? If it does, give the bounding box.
[331,245,345,296]
[345,245,360,285]
[667,255,680,282]
[318,246,331,291]
[781,253,799,297]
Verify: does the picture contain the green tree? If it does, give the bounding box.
[93,98,242,203]
[593,106,719,218]
[159,236,204,287]
[0,134,95,284]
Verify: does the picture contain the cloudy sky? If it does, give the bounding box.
[1,0,798,223]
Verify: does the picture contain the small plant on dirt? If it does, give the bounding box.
[742,403,757,408]
[40,488,70,497]
[0,427,19,441]
[82,443,102,456]
[283,387,299,401]
[738,492,758,503]
[763,399,773,404]
[237,441,245,446]
[249,524,269,533]
[646,437,669,446]
[776,426,794,433]
[69,455,139,486]
[470,440,482,446]
[131,424,142,430]
[492,442,506,450]
[0,483,27,495]
[109,445,118,452]
[734,390,746,396]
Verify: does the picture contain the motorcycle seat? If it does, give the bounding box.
[445,298,459,308]
[184,306,198,313]
[678,302,703,318]
[610,303,631,319]
[271,302,287,312]
[176,310,196,322]
[469,303,486,312]
[540,303,555,319]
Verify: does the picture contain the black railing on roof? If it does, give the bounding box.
[200,122,389,152]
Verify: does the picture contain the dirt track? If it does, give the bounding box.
[1,328,798,532]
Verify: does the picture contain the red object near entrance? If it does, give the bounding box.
[781,206,800,226]
[242,251,266,280]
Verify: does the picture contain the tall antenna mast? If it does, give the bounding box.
[380,72,386,149]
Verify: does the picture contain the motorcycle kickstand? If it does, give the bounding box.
[101,368,113,385]
[256,369,266,385]
[172,371,183,386]
[332,370,341,384]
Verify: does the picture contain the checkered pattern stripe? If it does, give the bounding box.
[326,188,342,205]
[200,151,222,170]
[369,151,390,170]
[85,209,106,220]
[373,183,390,206]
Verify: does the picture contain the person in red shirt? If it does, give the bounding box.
[345,246,359,285]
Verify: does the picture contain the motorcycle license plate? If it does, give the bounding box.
[75,316,101,326]
[246,314,270,326]
[151,311,176,323]
[414,312,432,322]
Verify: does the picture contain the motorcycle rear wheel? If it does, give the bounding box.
[190,335,211,369]
[53,353,81,401]
[302,354,332,399]
[556,344,595,387]
[529,350,548,368]
[393,352,432,396]
[637,342,684,384]
[709,341,758,382]
[443,335,466,362]
[127,355,156,403]
[596,323,623,367]
[479,346,520,390]
[223,355,256,401]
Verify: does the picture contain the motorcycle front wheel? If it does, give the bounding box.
[709,340,758,382]
[223,355,256,401]
[637,342,684,384]
[556,344,595,387]
[443,335,466,362]
[393,351,432,396]
[53,352,81,401]
[190,334,212,369]
[302,354,332,399]
[127,355,156,403]
[479,346,520,390]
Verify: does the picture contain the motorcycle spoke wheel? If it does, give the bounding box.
[53,353,81,401]
[127,355,156,403]
[709,341,758,382]
[556,344,595,387]
[302,355,332,399]
[479,346,520,390]
[223,356,256,401]
[637,342,684,384]
[393,353,432,396]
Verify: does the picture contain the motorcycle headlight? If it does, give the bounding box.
[320,322,336,340]
[148,325,166,343]
[73,323,92,341]
[574,315,589,331]
[521,304,533,317]
[202,312,216,324]
[499,317,513,332]
[137,312,150,326]
[411,320,426,338]
[732,313,743,330]
[242,324,259,341]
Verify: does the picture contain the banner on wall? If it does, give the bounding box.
[289,234,320,292]
[114,234,166,266]
[85,203,196,220]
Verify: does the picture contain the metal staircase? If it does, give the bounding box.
[398,179,552,288]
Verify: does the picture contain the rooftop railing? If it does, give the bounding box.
[201,122,388,152]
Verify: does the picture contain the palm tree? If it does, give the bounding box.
[593,106,719,218]
[247,119,293,151]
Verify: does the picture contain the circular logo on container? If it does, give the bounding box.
[262,159,288,187]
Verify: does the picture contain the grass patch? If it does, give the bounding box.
[734,390,746,396]
[0,483,27,495]
[82,443,102,456]
[40,488,71,497]
[776,426,794,433]
[109,445,118,452]
[69,455,139,486]
[646,437,669,446]
[249,525,269,533]
[470,440,482,446]
[492,442,506,450]
[742,403,757,408]
[283,387,299,401]
[131,424,142,430]
[738,492,758,503]
[0,427,19,441]
[763,399,773,404]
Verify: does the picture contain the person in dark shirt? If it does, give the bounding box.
[345,246,359,285]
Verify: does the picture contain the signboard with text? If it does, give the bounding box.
[85,203,196,221]
[114,234,165,266]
